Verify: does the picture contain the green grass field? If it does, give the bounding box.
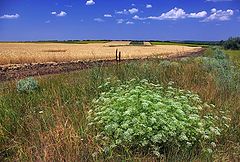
[224,50,240,67]
[150,41,210,47]
[0,48,240,161]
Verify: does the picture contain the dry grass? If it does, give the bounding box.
[1,51,240,161]
[0,42,201,65]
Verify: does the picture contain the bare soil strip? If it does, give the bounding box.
[0,48,204,82]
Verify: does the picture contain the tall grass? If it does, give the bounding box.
[0,48,240,161]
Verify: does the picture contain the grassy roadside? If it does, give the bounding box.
[224,50,240,67]
[0,48,239,161]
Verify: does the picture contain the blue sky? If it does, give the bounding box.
[0,0,239,41]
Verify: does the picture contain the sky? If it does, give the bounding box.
[0,0,240,41]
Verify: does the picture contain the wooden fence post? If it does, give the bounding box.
[119,51,121,62]
[116,49,118,62]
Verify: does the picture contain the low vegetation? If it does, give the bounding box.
[129,41,145,46]
[16,77,39,93]
[0,47,240,161]
[150,41,210,47]
[224,50,240,67]
[223,37,240,50]
[88,79,228,159]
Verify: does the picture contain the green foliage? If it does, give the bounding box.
[224,49,240,68]
[88,79,228,157]
[1,47,240,161]
[223,37,240,50]
[129,41,145,46]
[212,48,229,60]
[16,77,39,93]
[196,48,240,91]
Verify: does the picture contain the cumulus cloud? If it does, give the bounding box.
[94,18,104,22]
[52,11,67,17]
[104,14,112,17]
[148,8,187,20]
[126,21,134,24]
[132,15,147,20]
[86,0,95,6]
[57,11,67,17]
[202,8,234,22]
[116,19,124,24]
[133,8,207,21]
[116,8,138,15]
[0,13,20,19]
[188,11,207,18]
[116,9,128,15]
[128,8,139,14]
[146,4,152,8]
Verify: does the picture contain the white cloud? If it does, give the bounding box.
[57,11,67,17]
[52,11,67,17]
[211,8,217,13]
[45,20,51,23]
[206,0,232,2]
[104,14,112,18]
[94,18,104,22]
[146,4,152,8]
[132,15,146,20]
[134,8,207,21]
[128,8,138,14]
[116,19,124,24]
[0,13,20,19]
[132,4,136,6]
[116,8,139,15]
[188,11,207,18]
[86,0,95,6]
[126,21,134,24]
[116,9,128,15]
[148,7,187,20]
[202,8,234,22]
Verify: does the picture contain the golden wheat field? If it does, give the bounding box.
[0,41,201,65]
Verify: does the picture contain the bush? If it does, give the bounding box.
[88,79,228,157]
[223,37,240,50]
[212,48,229,60]
[197,49,239,91]
[16,77,39,93]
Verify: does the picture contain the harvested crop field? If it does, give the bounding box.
[0,41,202,65]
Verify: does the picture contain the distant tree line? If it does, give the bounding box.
[222,37,240,50]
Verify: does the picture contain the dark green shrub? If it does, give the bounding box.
[223,37,240,50]
[16,77,39,93]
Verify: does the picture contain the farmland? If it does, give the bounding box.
[0,43,240,161]
[1,0,240,160]
[0,41,201,65]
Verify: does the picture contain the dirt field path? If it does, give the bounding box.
[0,48,204,82]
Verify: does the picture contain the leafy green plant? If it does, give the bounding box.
[88,79,228,157]
[223,37,240,50]
[196,48,240,91]
[16,77,39,93]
